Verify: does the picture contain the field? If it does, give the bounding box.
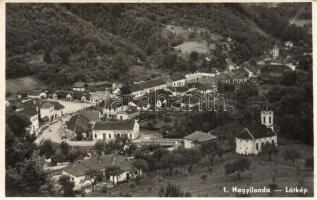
[88,143,313,197]
[174,41,210,55]
[6,75,47,94]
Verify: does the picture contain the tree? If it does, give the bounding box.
[284,149,302,164]
[132,159,148,182]
[60,142,71,157]
[190,51,199,62]
[281,71,297,86]
[182,149,201,172]
[112,53,129,75]
[200,143,216,165]
[39,140,55,159]
[160,153,179,175]
[261,142,277,161]
[224,157,251,179]
[44,50,52,63]
[268,183,278,197]
[106,166,122,185]
[94,140,106,156]
[158,183,187,197]
[58,175,75,197]
[85,169,102,192]
[305,157,313,170]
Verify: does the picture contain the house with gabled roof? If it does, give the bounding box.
[184,131,217,149]
[170,74,186,87]
[61,153,139,190]
[16,100,39,134]
[92,119,140,141]
[66,114,90,138]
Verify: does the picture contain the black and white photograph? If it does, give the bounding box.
[4,1,313,197]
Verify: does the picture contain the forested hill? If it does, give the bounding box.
[6,3,311,87]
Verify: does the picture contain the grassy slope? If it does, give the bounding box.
[88,143,313,197]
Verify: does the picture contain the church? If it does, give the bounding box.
[235,109,277,155]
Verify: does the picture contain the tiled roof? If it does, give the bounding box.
[136,78,166,90]
[93,119,136,131]
[236,124,275,140]
[184,131,217,142]
[79,110,100,122]
[129,84,143,93]
[62,153,134,177]
[73,81,86,88]
[66,115,89,133]
[170,74,185,81]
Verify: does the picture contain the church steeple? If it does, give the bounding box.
[261,105,274,129]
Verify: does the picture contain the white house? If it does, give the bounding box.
[183,131,217,149]
[235,110,277,155]
[28,90,47,99]
[61,153,139,191]
[170,74,186,87]
[92,119,140,141]
[40,102,55,122]
[130,77,169,98]
[272,45,279,59]
[72,81,86,92]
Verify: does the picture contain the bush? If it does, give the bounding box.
[129,183,136,188]
[102,186,107,193]
[201,174,207,181]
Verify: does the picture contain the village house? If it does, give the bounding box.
[271,45,280,59]
[116,106,140,121]
[28,90,47,99]
[92,119,140,141]
[185,71,216,83]
[170,74,186,87]
[78,110,101,125]
[136,138,183,151]
[16,100,39,134]
[183,131,217,149]
[61,153,139,191]
[130,77,169,98]
[40,102,53,121]
[66,114,90,139]
[170,86,188,96]
[72,82,86,92]
[235,110,277,155]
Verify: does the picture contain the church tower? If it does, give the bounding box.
[272,45,279,59]
[261,106,274,129]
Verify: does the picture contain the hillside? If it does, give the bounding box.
[6,3,310,87]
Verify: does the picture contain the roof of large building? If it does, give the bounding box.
[184,131,217,142]
[137,77,167,90]
[129,84,143,93]
[79,110,100,122]
[66,115,90,133]
[73,82,86,88]
[62,153,134,177]
[170,74,185,81]
[93,119,136,131]
[236,124,276,140]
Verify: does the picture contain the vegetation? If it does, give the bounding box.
[224,157,251,179]
[8,3,310,85]
[158,183,191,197]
